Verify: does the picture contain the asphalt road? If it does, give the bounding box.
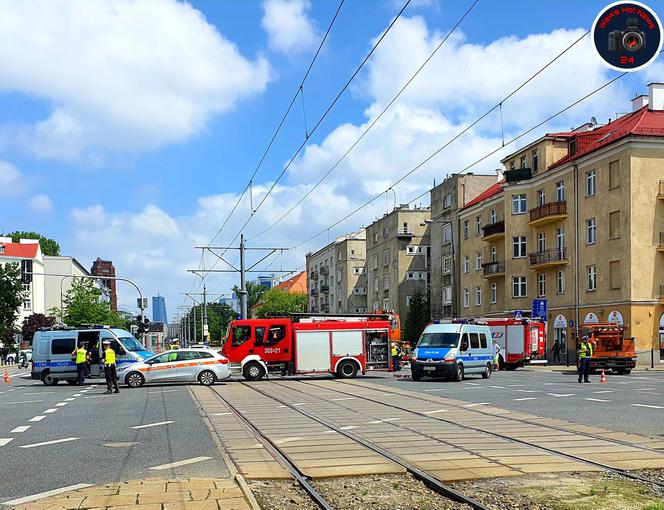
[0,366,229,505]
[367,366,664,437]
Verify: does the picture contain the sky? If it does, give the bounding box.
[0,0,661,321]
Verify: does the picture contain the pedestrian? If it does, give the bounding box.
[577,335,593,383]
[71,342,89,386]
[0,347,6,366]
[102,340,119,394]
[493,340,501,371]
[391,342,401,372]
[552,340,561,363]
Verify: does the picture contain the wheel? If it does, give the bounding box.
[198,370,216,386]
[482,363,492,379]
[66,379,78,385]
[243,362,265,381]
[42,372,59,386]
[336,360,358,379]
[623,369,632,375]
[125,372,145,388]
[411,373,422,381]
[454,364,464,382]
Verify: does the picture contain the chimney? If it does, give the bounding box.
[632,94,648,111]
[496,168,504,182]
[648,83,664,111]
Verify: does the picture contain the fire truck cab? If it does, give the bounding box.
[221,316,392,380]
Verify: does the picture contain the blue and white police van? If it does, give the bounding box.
[411,321,493,382]
[32,326,153,385]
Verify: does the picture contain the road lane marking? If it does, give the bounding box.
[1,400,44,405]
[149,456,211,471]
[548,393,575,397]
[11,426,31,433]
[593,390,614,394]
[131,420,175,430]
[584,398,610,402]
[20,437,79,448]
[292,403,307,406]
[465,382,479,386]
[340,426,359,430]
[2,483,92,505]
[44,408,58,414]
[54,402,68,407]
[211,412,232,416]
[422,388,445,392]
[463,402,489,407]
[488,385,505,389]
[331,397,355,401]
[517,389,540,393]
[23,392,54,395]
[64,398,76,401]
[29,416,46,422]
[0,438,13,446]
[73,393,83,397]
[630,403,664,409]
[513,397,538,401]
[274,437,303,444]
[423,409,447,414]
[83,395,113,399]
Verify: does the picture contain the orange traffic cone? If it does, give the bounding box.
[3,370,10,384]
[600,369,607,384]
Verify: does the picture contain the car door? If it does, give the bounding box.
[175,351,202,382]
[145,353,178,383]
[468,331,481,373]
[459,332,470,369]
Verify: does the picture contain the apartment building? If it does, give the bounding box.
[429,173,498,320]
[458,83,664,365]
[365,205,431,320]
[306,231,367,314]
[43,255,111,314]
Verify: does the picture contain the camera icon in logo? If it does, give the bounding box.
[608,17,647,52]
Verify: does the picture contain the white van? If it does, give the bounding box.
[411,322,493,381]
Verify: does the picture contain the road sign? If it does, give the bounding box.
[513,310,524,319]
[532,299,548,320]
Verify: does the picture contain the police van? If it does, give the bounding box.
[411,321,493,382]
[32,326,153,385]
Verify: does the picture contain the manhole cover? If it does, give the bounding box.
[102,442,138,448]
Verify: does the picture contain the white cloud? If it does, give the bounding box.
[262,0,319,54]
[0,0,271,160]
[0,161,23,196]
[28,194,54,214]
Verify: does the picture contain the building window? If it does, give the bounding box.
[609,210,621,239]
[442,223,452,243]
[585,169,596,196]
[520,155,527,168]
[512,194,527,214]
[512,276,527,298]
[352,267,366,275]
[383,226,389,239]
[383,274,390,290]
[23,299,32,311]
[373,232,378,243]
[610,260,621,289]
[512,236,527,258]
[22,283,31,294]
[443,256,452,274]
[556,181,565,202]
[537,188,546,207]
[490,246,497,262]
[383,249,389,266]
[476,216,482,235]
[463,288,469,308]
[537,232,546,253]
[406,246,416,255]
[609,160,620,189]
[372,254,378,270]
[351,249,355,255]
[537,274,546,297]
[463,220,469,239]
[475,286,482,306]
[463,256,469,273]
[383,298,390,309]
[373,277,379,292]
[338,252,342,261]
[556,227,565,251]
[475,252,482,271]
[444,193,452,208]
[442,286,452,304]
[557,270,566,294]
[569,139,577,156]
[586,265,597,291]
[586,218,596,245]
[510,160,515,170]
[489,209,496,224]
[490,283,497,304]
[532,149,539,173]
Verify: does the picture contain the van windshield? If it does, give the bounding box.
[416,332,459,348]
[117,336,145,352]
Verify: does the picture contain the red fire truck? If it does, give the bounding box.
[480,318,546,370]
[221,316,392,380]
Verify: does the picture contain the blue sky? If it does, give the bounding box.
[0,0,660,320]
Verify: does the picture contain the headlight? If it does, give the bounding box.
[444,351,456,362]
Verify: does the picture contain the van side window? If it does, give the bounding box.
[479,333,488,349]
[460,334,469,352]
[470,333,480,349]
[266,325,286,345]
[232,326,251,347]
[52,338,76,355]
[111,340,126,355]
[255,327,266,346]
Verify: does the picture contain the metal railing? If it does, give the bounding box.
[529,247,567,265]
[529,201,567,222]
[481,220,505,237]
[396,228,413,236]
[320,266,329,275]
[482,261,505,276]
[310,271,318,280]
[658,180,664,196]
[320,284,330,293]
[505,167,532,182]
[659,231,664,247]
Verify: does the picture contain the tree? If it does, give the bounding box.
[255,288,307,318]
[232,282,265,310]
[206,303,236,342]
[21,313,55,345]
[5,231,60,256]
[0,263,23,346]
[63,279,114,326]
[403,289,430,344]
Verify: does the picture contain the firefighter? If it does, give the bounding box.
[102,340,119,394]
[391,342,401,372]
[578,335,593,383]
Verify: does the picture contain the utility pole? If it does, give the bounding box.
[203,284,208,342]
[192,304,197,345]
[239,234,247,319]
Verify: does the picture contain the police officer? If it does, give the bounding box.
[102,340,119,394]
[391,342,401,372]
[71,342,89,386]
[578,335,593,383]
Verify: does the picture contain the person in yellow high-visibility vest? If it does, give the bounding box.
[102,340,119,394]
[71,343,90,386]
[578,335,594,383]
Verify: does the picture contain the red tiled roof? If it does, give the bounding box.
[461,181,503,210]
[0,242,39,259]
[274,271,307,293]
[549,106,664,169]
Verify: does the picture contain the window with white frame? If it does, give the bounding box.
[512,276,527,298]
[586,265,597,291]
[337,272,342,283]
[510,160,515,170]
[476,216,482,235]
[512,236,527,258]
[512,194,527,214]
[338,251,342,261]
[463,220,469,239]
[556,181,565,202]
[383,226,389,239]
[557,270,566,294]
[443,193,452,208]
[373,277,379,292]
[537,188,546,207]
[372,254,378,270]
[490,245,497,262]
[538,273,546,297]
[352,267,366,275]
[443,256,452,274]
[585,169,596,196]
[354,307,366,314]
[442,223,452,243]
[406,245,416,255]
[556,227,565,251]
[537,232,546,253]
[382,298,389,309]
[475,286,482,306]
[520,155,527,168]
[442,286,452,304]
[490,283,497,304]
[383,249,389,266]
[373,232,378,243]
[354,287,366,295]
[489,209,497,224]
[463,288,469,308]
[532,149,539,173]
[23,299,31,311]
[475,252,482,271]
[463,256,469,273]
[586,218,596,244]
[383,274,390,290]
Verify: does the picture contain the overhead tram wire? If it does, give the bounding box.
[248,0,481,241]
[198,0,414,282]
[289,29,598,249]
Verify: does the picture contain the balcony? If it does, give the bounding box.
[658,180,664,199]
[481,221,505,241]
[320,266,329,276]
[310,271,318,280]
[320,284,330,293]
[310,288,319,296]
[528,201,568,227]
[321,304,330,313]
[505,167,532,183]
[529,248,568,268]
[482,261,505,279]
[658,232,664,252]
[396,228,413,239]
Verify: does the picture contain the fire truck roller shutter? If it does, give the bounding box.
[506,325,525,369]
[295,331,331,372]
[331,330,363,357]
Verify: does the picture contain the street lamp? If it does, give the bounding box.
[421,218,456,319]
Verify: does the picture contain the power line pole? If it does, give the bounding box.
[203,284,208,342]
[239,234,247,319]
